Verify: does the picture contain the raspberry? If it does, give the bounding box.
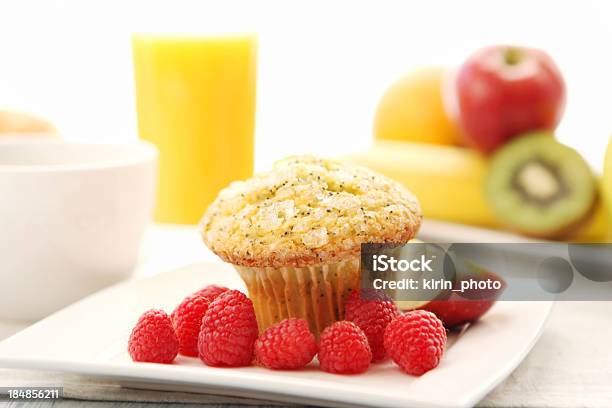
[128,309,178,364]
[255,318,318,370]
[384,310,447,376]
[318,321,372,374]
[345,290,399,362]
[198,290,258,367]
[172,294,210,357]
[193,284,229,302]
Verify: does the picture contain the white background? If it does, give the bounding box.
[0,0,611,171]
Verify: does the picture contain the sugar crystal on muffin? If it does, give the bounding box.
[201,156,422,268]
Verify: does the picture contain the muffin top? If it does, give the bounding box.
[201,156,422,268]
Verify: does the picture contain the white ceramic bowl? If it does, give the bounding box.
[0,140,157,321]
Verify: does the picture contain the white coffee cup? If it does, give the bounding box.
[0,139,157,321]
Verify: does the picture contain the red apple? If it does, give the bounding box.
[400,262,506,329]
[451,45,566,153]
[418,270,506,328]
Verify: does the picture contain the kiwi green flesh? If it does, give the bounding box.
[485,133,597,237]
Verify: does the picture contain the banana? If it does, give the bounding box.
[342,140,609,242]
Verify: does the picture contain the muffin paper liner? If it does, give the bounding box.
[233,256,360,337]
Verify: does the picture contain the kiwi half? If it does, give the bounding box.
[485,132,597,239]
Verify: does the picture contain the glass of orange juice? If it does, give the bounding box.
[132,34,257,224]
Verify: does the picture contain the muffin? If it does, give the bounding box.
[201,156,422,335]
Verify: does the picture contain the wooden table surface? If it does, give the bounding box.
[7,403,279,408]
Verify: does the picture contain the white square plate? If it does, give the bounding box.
[0,263,552,408]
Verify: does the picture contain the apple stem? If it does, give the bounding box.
[504,48,522,66]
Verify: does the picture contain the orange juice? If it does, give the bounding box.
[132,34,257,224]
